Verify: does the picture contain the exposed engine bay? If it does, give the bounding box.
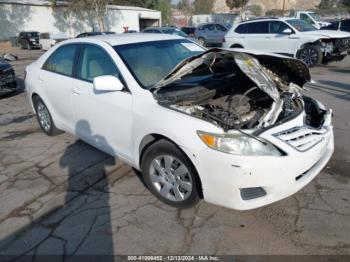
[321,37,350,60]
[152,49,325,131]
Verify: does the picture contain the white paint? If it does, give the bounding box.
[25,34,334,210]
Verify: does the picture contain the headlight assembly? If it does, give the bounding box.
[198,131,282,156]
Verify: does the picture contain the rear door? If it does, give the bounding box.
[215,24,228,44]
[71,44,133,160]
[39,44,78,131]
[242,21,270,50]
[203,24,216,44]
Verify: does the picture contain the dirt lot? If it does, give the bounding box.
[0,47,349,257]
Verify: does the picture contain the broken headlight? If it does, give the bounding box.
[197,131,282,156]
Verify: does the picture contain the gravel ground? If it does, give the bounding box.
[0,47,349,257]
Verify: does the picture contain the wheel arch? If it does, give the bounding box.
[138,133,203,198]
[230,44,244,48]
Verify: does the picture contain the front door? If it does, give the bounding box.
[71,44,134,161]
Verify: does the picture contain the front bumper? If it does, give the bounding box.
[192,111,334,210]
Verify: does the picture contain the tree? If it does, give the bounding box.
[51,0,109,31]
[247,4,262,16]
[193,0,213,14]
[178,0,193,22]
[226,0,249,20]
[342,0,350,10]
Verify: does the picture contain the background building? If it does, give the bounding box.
[0,0,161,40]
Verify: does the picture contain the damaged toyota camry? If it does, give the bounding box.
[25,34,334,210]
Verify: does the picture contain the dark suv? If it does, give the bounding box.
[18,31,40,50]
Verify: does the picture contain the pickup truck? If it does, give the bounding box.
[293,11,331,29]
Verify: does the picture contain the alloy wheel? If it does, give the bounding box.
[37,102,51,132]
[300,47,319,66]
[149,155,193,202]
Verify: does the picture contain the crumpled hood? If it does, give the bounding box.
[301,30,350,39]
[153,48,311,96]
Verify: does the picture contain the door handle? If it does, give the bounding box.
[265,36,272,38]
[72,86,80,95]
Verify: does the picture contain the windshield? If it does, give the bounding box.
[286,19,317,32]
[309,12,321,21]
[114,39,205,88]
[27,32,39,37]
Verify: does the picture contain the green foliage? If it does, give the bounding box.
[343,0,350,10]
[247,4,262,16]
[193,0,214,14]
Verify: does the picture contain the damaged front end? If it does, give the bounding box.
[321,37,350,61]
[152,49,325,133]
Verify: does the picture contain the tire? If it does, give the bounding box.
[33,96,63,136]
[197,37,206,47]
[141,139,201,208]
[297,44,323,67]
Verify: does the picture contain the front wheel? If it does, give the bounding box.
[297,45,323,67]
[141,140,201,208]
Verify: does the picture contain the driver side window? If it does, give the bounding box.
[301,14,314,25]
[77,45,120,82]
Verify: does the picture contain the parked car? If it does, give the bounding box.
[76,32,115,38]
[224,18,350,66]
[195,23,228,46]
[0,58,17,95]
[322,18,350,33]
[39,32,68,51]
[292,11,331,30]
[25,34,334,210]
[18,31,40,50]
[181,26,196,37]
[143,27,197,43]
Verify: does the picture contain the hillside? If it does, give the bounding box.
[213,0,321,14]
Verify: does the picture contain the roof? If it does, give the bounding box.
[67,33,184,46]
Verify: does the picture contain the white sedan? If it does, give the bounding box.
[25,34,334,210]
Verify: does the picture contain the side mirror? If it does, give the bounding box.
[93,75,124,92]
[283,28,293,34]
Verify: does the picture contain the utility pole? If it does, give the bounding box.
[282,0,286,14]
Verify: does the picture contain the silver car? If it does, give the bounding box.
[195,23,228,46]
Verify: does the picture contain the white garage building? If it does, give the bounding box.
[0,0,161,40]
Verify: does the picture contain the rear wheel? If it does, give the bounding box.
[141,140,200,208]
[33,97,63,136]
[297,44,323,67]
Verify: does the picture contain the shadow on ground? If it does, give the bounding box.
[0,120,118,259]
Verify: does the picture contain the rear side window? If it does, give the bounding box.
[216,24,227,32]
[247,22,269,34]
[235,24,248,34]
[77,44,119,82]
[42,44,78,76]
[204,24,215,31]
